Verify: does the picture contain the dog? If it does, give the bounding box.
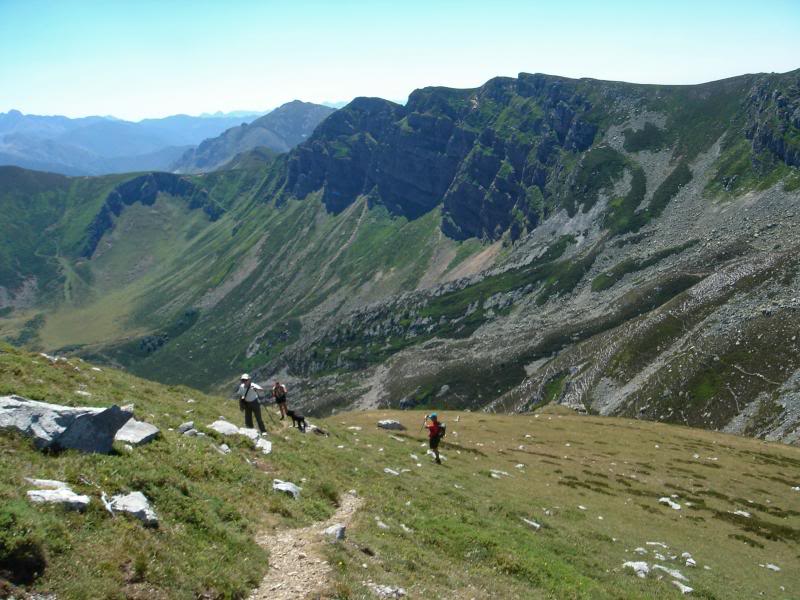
[286,409,307,433]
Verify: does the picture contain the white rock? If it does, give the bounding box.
[324,523,346,540]
[183,428,198,437]
[490,469,509,478]
[218,443,231,455]
[369,583,407,598]
[578,505,587,511]
[376,520,390,530]
[115,418,160,446]
[634,547,647,555]
[765,563,781,572]
[685,558,696,567]
[24,478,69,490]
[238,427,260,441]
[27,488,90,511]
[347,426,362,431]
[384,468,400,476]
[659,497,681,510]
[0,395,132,453]
[377,420,406,431]
[646,541,668,548]
[108,491,158,526]
[672,580,693,594]
[255,438,272,455]
[732,510,751,518]
[623,561,649,578]
[207,420,240,436]
[273,479,301,499]
[653,565,688,581]
[178,421,194,433]
[520,517,541,530]
[75,390,91,397]
[515,463,525,469]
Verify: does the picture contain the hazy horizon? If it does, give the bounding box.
[2,0,799,121]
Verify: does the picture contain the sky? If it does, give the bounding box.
[1,0,798,121]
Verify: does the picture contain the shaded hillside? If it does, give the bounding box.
[172,100,335,173]
[1,69,799,443]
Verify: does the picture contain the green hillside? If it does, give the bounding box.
[1,344,798,599]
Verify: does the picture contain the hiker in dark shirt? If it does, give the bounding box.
[424,413,445,464]
[272,380,289,420]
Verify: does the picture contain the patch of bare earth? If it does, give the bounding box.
[248,491,363,600]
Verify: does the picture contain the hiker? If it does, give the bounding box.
[424,413,445,464]
[236,373,267,433]
[272,380,289,420]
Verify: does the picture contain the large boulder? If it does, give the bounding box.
[115,418,160,446]
[0,395,132,453]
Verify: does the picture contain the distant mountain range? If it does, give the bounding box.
[0,101,335,176]
[171,101,336,173]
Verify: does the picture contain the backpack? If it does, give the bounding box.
[436,423,446,439]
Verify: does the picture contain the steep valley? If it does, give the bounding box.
[1,69,800,444]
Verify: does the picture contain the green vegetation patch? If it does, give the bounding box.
[622,122,670,152]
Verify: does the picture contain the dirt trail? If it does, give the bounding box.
[249,491,363,600]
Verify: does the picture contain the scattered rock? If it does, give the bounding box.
[27,480,91,511]
[255,438,272,455]
[114,418,160,446]
[273,479,301,499]
[762,563,781,572]
[0,395,132,453]
[324,523,346,540]
[732,510,751,518]
[383,468,400,476]
[653,564,688,581]
[623,561,650,578]
[178,421,194,433]
[207,420,240,436]
[659,497,682,510]
[368,583,407,598]
[672,580,694,594]
[217,443,231,455]
[108,491,158,526]
[238,427,260,442]
[377,419,406,431]
[183,428,198,437]
[520,517,541,530]
[24,478,69,490]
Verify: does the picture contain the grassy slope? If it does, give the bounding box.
[1,344,797,599]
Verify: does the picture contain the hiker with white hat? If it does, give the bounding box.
[236,374,267,433]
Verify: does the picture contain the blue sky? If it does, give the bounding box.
[1,0,798,120]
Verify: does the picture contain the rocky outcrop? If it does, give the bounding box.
[25,478,90,511]
[283,74,600,241]
[746,70,800,167]
[0,395,132,453]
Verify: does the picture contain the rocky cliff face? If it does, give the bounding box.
[284,75,606,240]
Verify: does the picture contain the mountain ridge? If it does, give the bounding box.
[1,68,799,444]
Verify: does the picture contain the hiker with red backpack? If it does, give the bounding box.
[424,413,446,464]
